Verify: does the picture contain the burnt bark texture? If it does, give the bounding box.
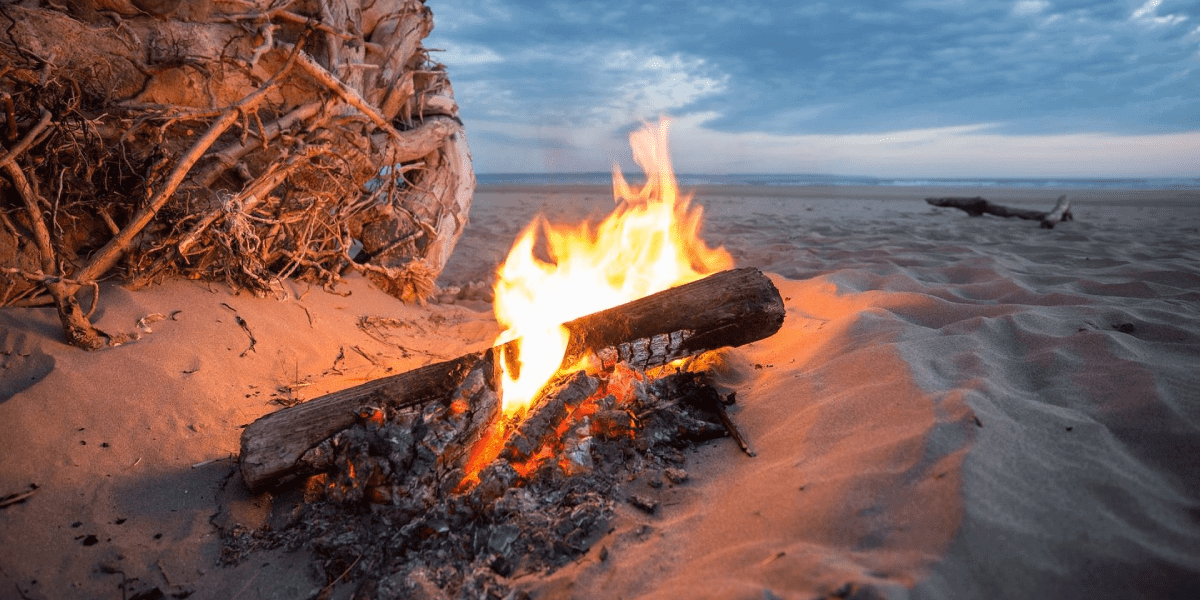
[0,0,473,348]
[926,194,1072,228]
[239,267,786,492]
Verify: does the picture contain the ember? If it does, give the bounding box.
[491,118,733,416]
[223,358,739,599]
[229,118,785,598]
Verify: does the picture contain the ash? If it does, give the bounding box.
[223,365,733,599]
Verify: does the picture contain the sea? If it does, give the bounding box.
[476,173,1199,191]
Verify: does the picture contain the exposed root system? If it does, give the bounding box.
[0,0,474,348]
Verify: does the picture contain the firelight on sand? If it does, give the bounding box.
[491,118,733,415]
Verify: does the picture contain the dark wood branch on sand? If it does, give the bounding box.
[711,396,756,457]
[925,195,1073,229]
[239,267,786,492]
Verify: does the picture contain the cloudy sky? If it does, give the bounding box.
[424,0,1200,178]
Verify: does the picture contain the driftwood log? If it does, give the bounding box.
[925,195,1072,228]
[0,0,472,349]
[239,267,786,492]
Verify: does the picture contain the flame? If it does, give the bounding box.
[492,118,733,415]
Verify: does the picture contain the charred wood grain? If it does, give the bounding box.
[240,352,485,491]
[239,267,785,492]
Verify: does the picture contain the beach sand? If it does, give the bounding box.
[2,183,1198,599]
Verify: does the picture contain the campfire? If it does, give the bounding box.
[232,120,785,596]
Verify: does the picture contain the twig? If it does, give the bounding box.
[246,23,275,70]
[0,267,100,318]
[350,344,381,366]
[321,554,363,596]
[712,399,756,457]
[0,109,53,169]
[74,41,305,284]
[0,484,38,509]
[283,43,400,138]
[221,303,258,356]
[236,315,257,357]
[132,141,328,287]
[2,110,106,348]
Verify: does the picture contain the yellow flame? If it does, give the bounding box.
[492,118,733,415]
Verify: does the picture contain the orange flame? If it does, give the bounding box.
[492,118,733,415]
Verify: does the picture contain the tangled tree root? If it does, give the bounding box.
[0,0,474,349]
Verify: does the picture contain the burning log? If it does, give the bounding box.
[239,266,784,492]
[227,362,733,593]
[925,194,1073,228]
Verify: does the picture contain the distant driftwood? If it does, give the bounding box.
[925,195,1073,229]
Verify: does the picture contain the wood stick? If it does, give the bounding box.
[129,142,329,288]
[286,41,459,165]
[74,45,302,284]
[287,44,396,136]
[0,485,38,509]
[925,195,1072,229]
[192,101,323,189]
[0,108,52,169]
[712,400,756,457]
[239,267,785,491]
[2,110,105,349]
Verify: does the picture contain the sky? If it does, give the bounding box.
[423,0,1200,178]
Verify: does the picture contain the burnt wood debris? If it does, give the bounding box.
[239,266,786,492]
[224,267,786,598]
[925,194,1073,228]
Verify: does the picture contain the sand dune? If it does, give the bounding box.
[2,185,1198,599]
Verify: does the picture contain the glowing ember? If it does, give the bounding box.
[492,118,733,415]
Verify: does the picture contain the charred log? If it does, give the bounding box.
[222,360,736,596]
[239,267,785,492]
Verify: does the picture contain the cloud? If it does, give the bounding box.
[604,52,728,121]
[662,115,1200,178]
[424,0,1200,176]
[1011,1,1049,17]
[463,112,1200,177]
[1131,0,1189,27]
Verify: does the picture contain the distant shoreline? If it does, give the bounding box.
[475,183,1200,207]
[475,172,1200,192]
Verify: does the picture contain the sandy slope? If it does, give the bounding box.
[2,184,1198,599]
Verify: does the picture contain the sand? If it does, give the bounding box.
[2,183,1198,599]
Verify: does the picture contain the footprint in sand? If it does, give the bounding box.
[0,328,55,403]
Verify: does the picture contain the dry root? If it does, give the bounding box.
[0,0,474,349]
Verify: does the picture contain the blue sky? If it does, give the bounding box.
[424,0,1200,178]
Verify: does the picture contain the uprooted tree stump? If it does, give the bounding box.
[0,0,473,349]
[925,194,1072,228]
